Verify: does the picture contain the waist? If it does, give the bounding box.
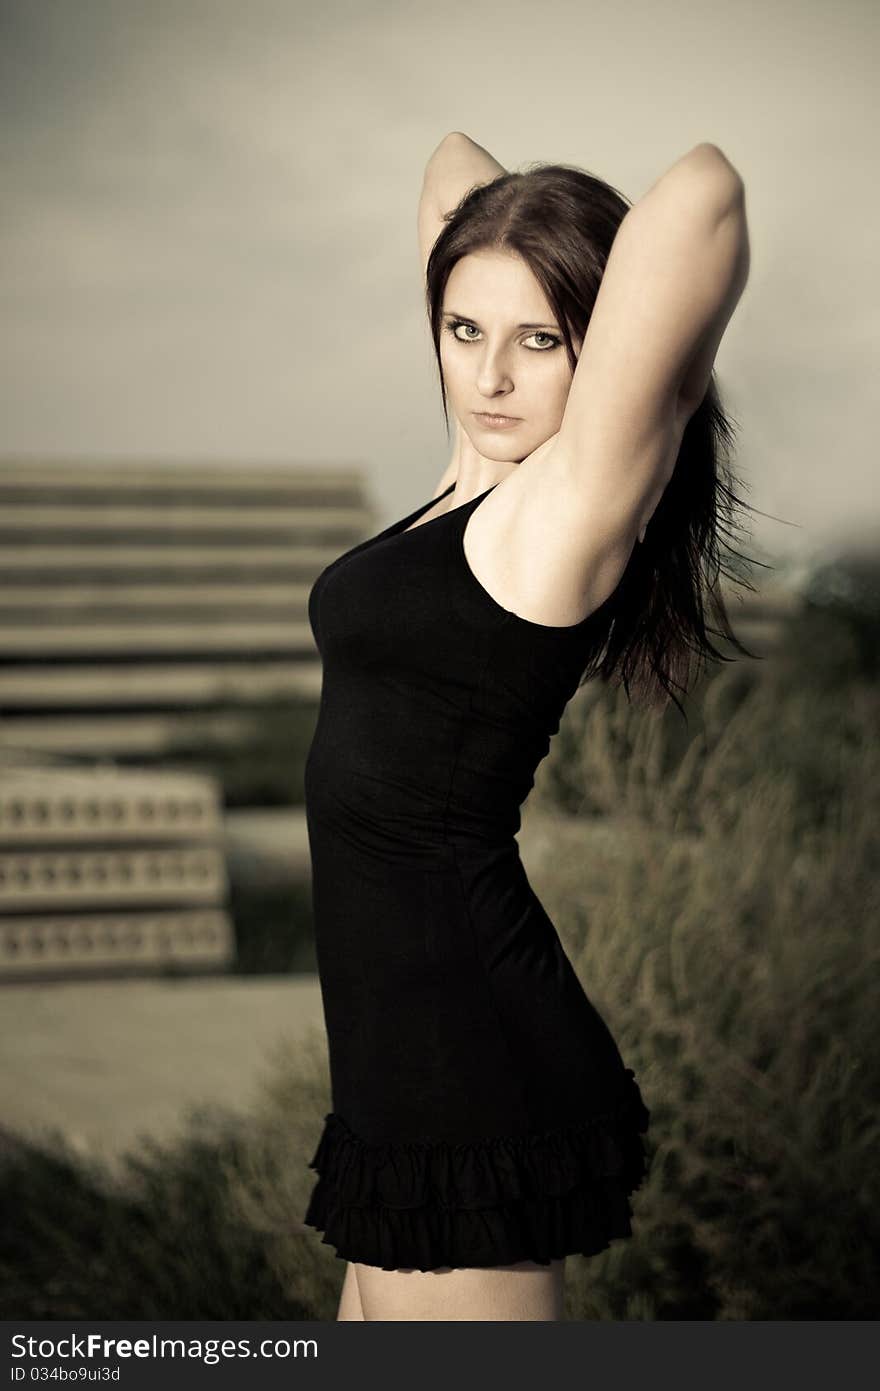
[305,766,522,868]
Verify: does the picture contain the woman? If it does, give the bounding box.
[302,131,751,1321]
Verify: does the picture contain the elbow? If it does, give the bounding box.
[432,130,471,156]
[423,131,470,183]
[688,142,746,201]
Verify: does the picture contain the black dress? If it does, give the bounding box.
[302,480,651,1271]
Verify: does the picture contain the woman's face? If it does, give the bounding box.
[439,248,581,463]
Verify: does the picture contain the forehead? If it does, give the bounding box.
[442,249,555,321]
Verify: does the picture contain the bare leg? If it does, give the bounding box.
[354,1258,565,1321]
[336,1261,365,1320]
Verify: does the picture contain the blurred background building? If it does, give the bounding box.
[0,458,371,980]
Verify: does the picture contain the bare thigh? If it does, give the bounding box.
[337,1262,364,1321]
[354,1258,565,1321]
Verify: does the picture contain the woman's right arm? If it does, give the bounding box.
[418,132,506,282]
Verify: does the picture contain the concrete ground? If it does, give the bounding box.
[0,974,325,1175]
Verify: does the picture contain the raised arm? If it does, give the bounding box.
[547,142,750,546]
[418,132,506,283]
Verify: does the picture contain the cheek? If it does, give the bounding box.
[539,353,573,389]
[540,369,573,414]
[543,385,573,432]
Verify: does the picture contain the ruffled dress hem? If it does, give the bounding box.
[301,1068,651,1271]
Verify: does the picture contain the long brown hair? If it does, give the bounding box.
[424,162,761,715]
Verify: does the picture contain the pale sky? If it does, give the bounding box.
[2,0,878,575]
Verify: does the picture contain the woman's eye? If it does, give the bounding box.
[444,321,560,350]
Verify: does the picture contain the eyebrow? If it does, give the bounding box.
[442,311,561,331]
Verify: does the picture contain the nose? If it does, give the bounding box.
[475,343,514,399]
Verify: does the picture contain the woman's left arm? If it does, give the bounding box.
[547,143,749,543]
